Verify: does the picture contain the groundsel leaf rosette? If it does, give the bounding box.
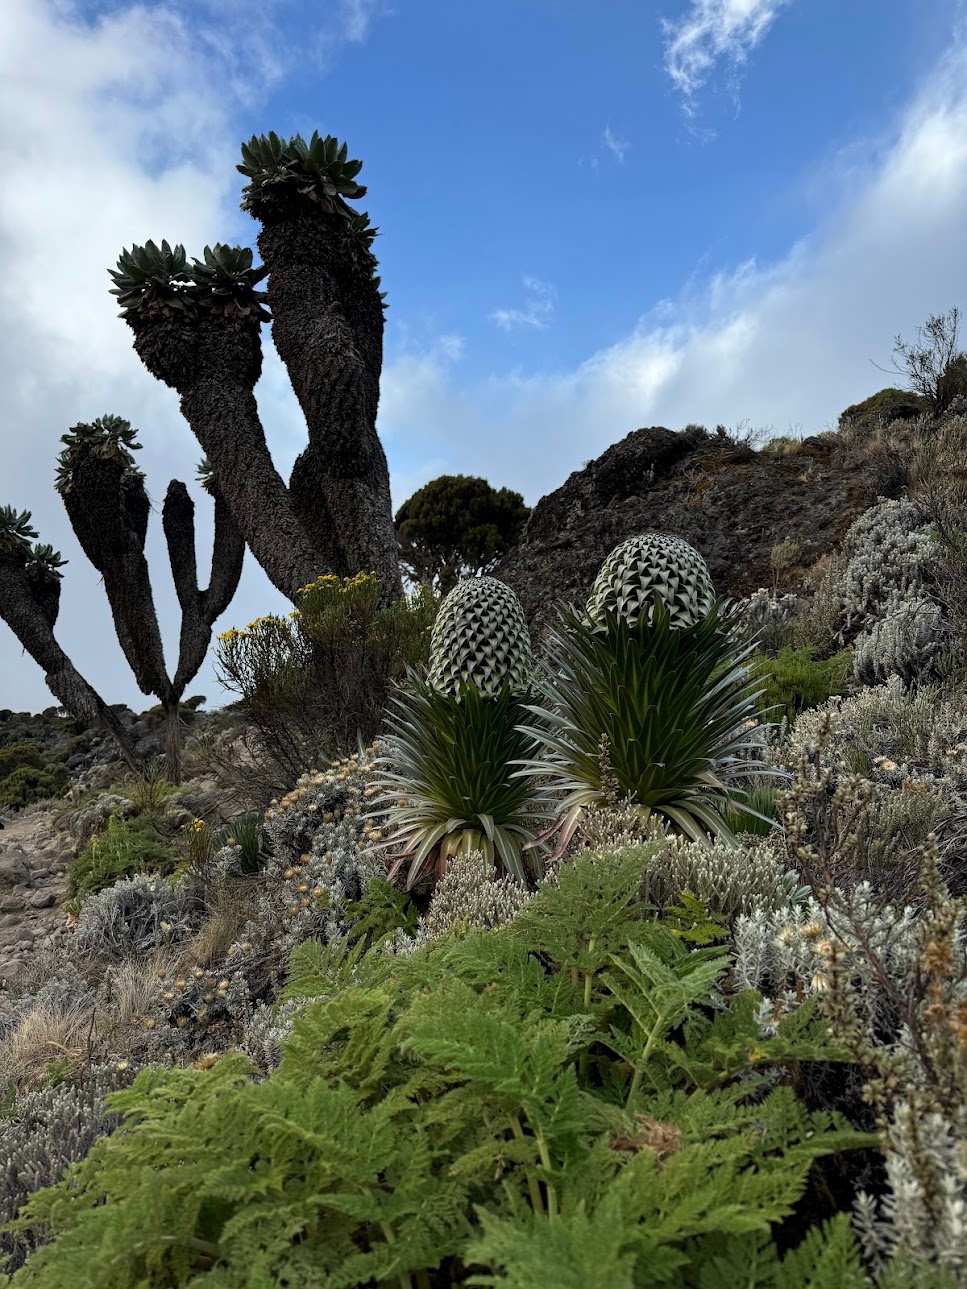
[364,666,556,889]
[510,597,787,860]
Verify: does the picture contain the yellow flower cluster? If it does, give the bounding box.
[216,627,248,643]
[245,614,286,630]
[296,570,380,597]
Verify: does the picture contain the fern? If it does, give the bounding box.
[3,850,876,1286]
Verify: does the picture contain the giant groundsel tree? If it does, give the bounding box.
[0,128,404,772]
[52,415,245,782]
[109,131,402,605]
[0,507,142,773]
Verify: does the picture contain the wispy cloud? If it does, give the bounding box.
[338,0,392,43]
[491,276,555,331]
[0,0,390,713]
[382,36,967,513]
[602,126,630,163]
[662,0,791,114]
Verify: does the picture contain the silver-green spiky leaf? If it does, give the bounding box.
[426,576,533,698]
[108,240,191,317]
[188,244,270,320]
[587,532,715,632]
[0,506,39,556]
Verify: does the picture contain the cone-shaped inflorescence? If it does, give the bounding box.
[426,576,534,698]
[587,532,716,632]
[0,507,142,771]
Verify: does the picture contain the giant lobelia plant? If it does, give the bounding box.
[366,577,559,889]
[511,533,786,858]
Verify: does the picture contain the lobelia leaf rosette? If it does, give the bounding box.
[509,595,786,861]
[364,578,557,889]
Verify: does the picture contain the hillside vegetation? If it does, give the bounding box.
[2,128,967,1286]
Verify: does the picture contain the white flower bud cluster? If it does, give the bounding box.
[855,1101,967,1275]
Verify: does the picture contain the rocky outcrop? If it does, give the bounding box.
[491,425,904,651]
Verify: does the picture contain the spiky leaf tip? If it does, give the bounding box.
[26,542,67,580]
[187,243,271,321]
[0,505,39,556]
[108,239,191,317]
[196,458,216,495]
[237,129,367,216]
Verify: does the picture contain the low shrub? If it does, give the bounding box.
[211,813,274,876]
[3,849,876,1287]
[68,812,176,902]
[750,645,852,727]
[214,571,439,781]
[71,874,195,962]
[0,744,43,778]
[0,765,68,812]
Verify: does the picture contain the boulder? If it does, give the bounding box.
[491,424,901,652]
[0,844,30,891]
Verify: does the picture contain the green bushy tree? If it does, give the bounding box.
[395,474,530,596]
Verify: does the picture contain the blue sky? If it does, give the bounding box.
[1,0,966,714]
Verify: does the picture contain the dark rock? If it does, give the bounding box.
[492,424,903,652]
[27,890,55,910]
[0,846,30,891]
[0,897,24,913]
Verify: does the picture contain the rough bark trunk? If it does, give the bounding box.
[179,378,324,600]
[256,210,402,603]
[0,556,143,773]
[130,313,327,602]
[61,452,171,701]
[162,480,245,693]
[162,696,182,784]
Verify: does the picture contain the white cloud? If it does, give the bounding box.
[380,35,967,515]
[339,0,392,42]
[602,126,630,162]
[491,276,555,331]
[662,0,791,113]
[0,0,390,713]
